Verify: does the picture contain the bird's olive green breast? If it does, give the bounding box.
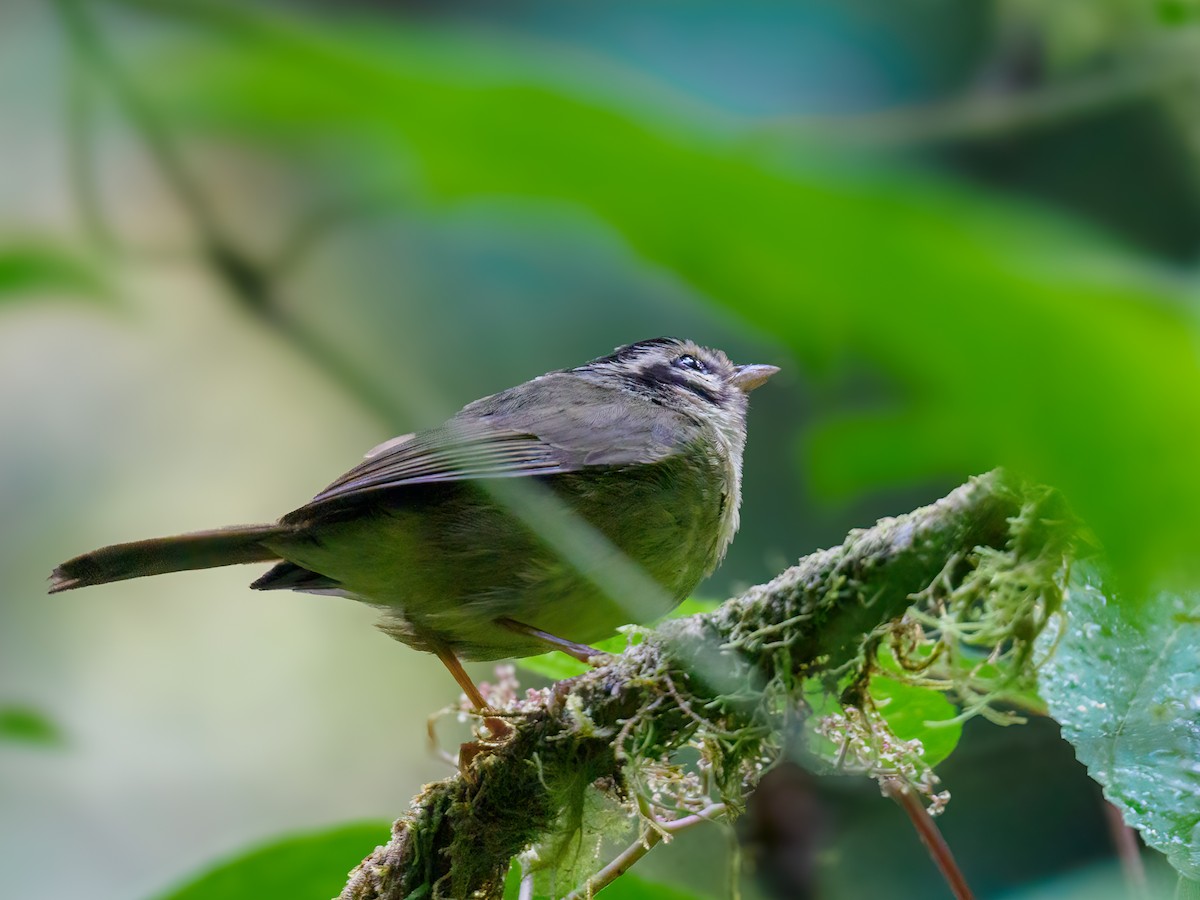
[266,442,729,660]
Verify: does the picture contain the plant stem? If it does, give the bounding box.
[54,0,226,250]
[1103,800,1148,900]
[882,779,974,900]
[53,0,412,430]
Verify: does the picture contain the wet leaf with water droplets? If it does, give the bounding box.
[1040,562,1200,880]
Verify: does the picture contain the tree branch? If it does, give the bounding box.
[341,470,1067,899]
[54,0,414,431]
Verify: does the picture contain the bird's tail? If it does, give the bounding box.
[48,523,291,593]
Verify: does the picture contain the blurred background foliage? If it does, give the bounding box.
[2,0,1199,897]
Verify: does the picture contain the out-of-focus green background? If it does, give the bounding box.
[3,1,1198,898]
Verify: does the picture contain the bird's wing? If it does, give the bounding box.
[287,374,701,517]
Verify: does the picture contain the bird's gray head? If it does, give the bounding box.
[573,337,779,422]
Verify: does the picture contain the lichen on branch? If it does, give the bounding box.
[340,470,1073,900]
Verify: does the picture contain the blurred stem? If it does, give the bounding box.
[1103,800,1148,900]
[1178,876,1200,900]
[882,779,974,900]
[759,38,1200,147]
[54,0,225,249]
[52,0,408,429]
[269,194,400,281]
[65,50,120,254]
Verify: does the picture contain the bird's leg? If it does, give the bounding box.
[434,645,490,711]
[497,617,606,664]
[432,646,513,748]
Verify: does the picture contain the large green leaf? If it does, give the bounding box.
[1039,563,1200,880]
[132,0,1200,588]
[153,822,389,900]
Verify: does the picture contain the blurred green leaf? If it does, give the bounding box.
[868,677,962,767]
[0,242,108,304]
[0,705,65,747]
[502,859,708,900]
[1039,562,1200,881]
[130,1,1200,587]
[1157,0,1200,26]
[516,598,720,681]
[153,822,388,900]
[588,874,708,900]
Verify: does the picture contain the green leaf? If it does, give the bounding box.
[142,0,1200,588]
[595,874,709,900]
[0,705,65,747]
[1039,563,1200,881]
[516,631,630,681]
[1158,0,1200,26]
[868,677,962,767]
[153,822,388,900]
[0,243,108,304]
[802,674,963,768]
[515,599,721,681]
[502,860,708,900]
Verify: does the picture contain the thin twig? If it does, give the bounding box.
[757,39,1200,147]
[53,0,413,429]
[269,194,402,280]
[882,779,974,900]
[64,49,121,254]
[54,0,227,250]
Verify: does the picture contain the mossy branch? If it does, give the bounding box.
[341,469,1070,899]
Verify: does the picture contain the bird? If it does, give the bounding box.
[49,337,777,711]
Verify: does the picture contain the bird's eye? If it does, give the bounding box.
[673,354,708,374]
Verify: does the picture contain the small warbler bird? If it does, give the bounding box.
[50,338,777,709]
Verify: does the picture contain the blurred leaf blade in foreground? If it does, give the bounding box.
[115,0,1200,587]
[1039,562,1200,881]
[0,705,66,747]
[153,822,388,900]
[0,242,109,305]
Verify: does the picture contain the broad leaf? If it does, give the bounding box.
[154,822,388,900]
[140,0,1200,586]
[869,677,962,768]
[1040,563,1200,880]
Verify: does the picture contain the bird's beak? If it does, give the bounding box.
[730,364,780,392]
